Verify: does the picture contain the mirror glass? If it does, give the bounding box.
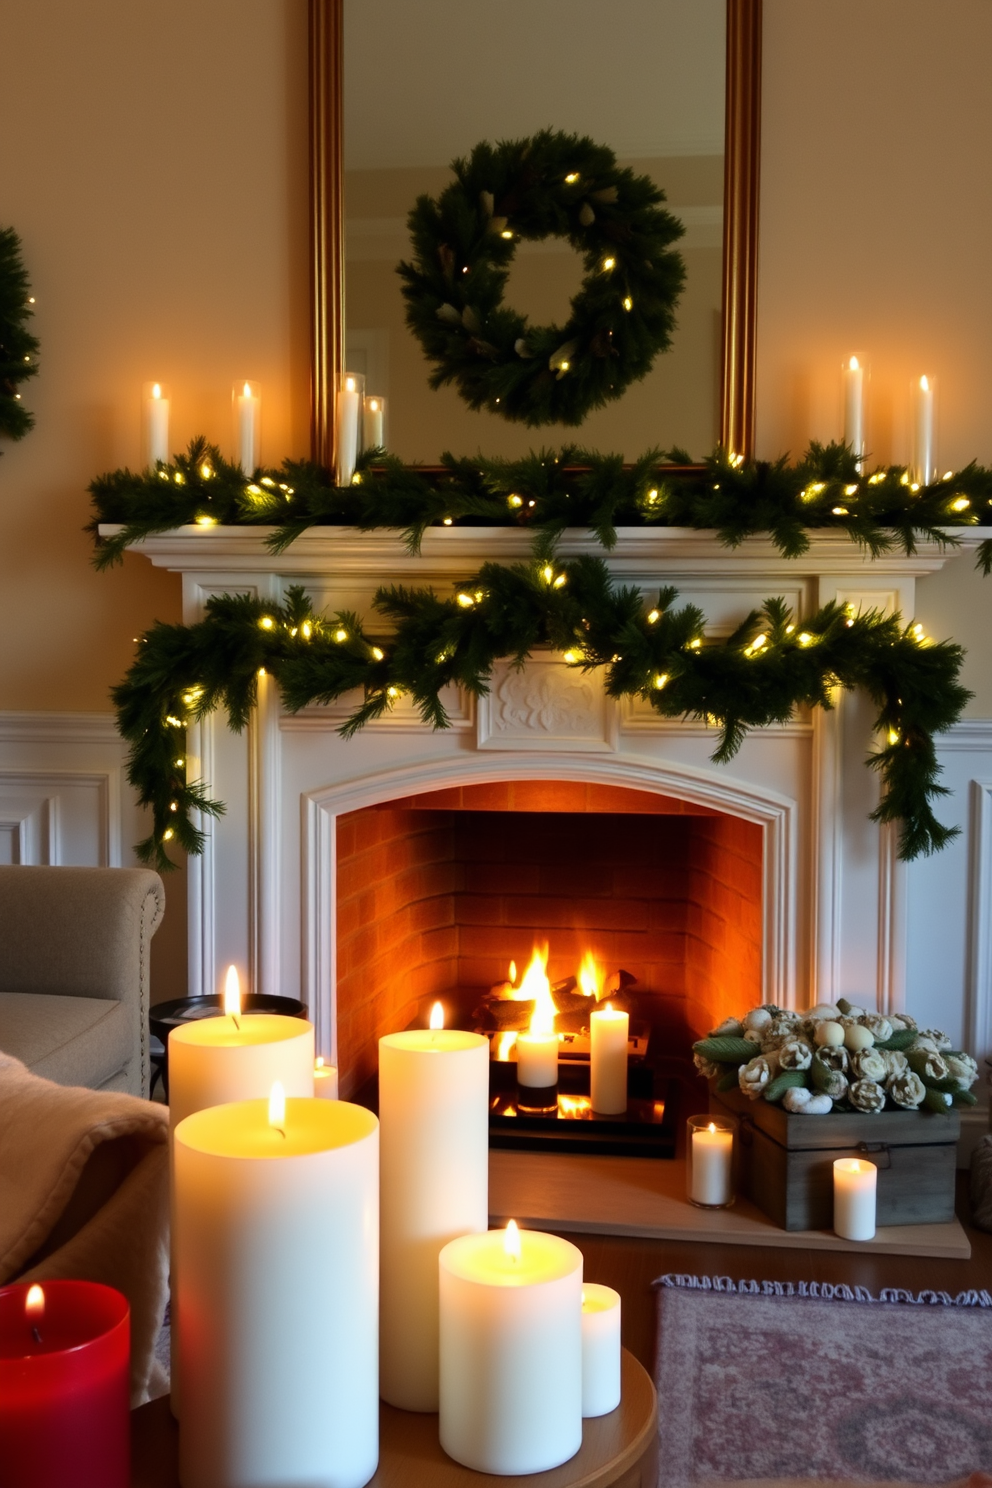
[344,0,725,462]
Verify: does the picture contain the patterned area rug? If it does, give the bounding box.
[654,1275,992,1488]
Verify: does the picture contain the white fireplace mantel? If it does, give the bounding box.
[112,524,986,1072]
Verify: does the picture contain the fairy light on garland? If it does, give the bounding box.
[111,560,969,872]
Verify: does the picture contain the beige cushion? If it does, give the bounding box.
[0,992,131,1089]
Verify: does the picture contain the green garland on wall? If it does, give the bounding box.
[114,556,970,874]
[397,130,686,426]
[88,437,992,574]
[0,227,39,446]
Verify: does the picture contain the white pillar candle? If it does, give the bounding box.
[168,1013,315,1129]
[234,380,260,472]
[833,1157,877,1241]
[313,1055,339,1099]
[336,374,362,486]
[912,374,936,485]
[843,355,865,463]
[144,381,170,467]
[581,1283,621,1418]
[174,1096,379,1488]
[362,394,385,450]
[378,1015,489,1412]
[590,1003,629,1114]
[439,1223,583,1474]
[689,1121,734,1206]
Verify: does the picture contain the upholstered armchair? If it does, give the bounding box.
[0,866,165,1097]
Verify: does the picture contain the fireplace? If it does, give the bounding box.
[124,522,974,1092]
[335,781,762,1096]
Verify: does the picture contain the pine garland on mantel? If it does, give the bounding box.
[89,437,992,573]
[0,226,39,446]
[115,556,970,874]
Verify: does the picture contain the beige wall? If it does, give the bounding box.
[758,0,992,711]
[0,0,310,990]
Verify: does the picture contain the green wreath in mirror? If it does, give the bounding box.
[398,130,686,428]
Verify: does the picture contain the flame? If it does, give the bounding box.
[708,1121,717,1134]
[243,381,252,398]
[151,383,162,399]
[315,1055,324,1070]
[520,946,554,1035]
[345,376,356,394]
[509,960,517,984]
[223,964,241,1020]
[848,355,859,371]
[920,374,930,392]
[25,1285,44,1321]
[369,398,379,412]
[429,1001,444,1031]
[268,1081,286,1130]
[495,1030,517,1062]
[503,1219,521,1262]
[577,951,602,999]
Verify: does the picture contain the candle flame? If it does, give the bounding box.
[152,383,162,399]
[268,1081,286,1132]
[369,398,379,412]
[243,381,252,398]
[430,1001,444,1031]
[848,355,859,371]
[708,1121,717,1134]
[920,374,930,392]
[224,964,241,1020]
[509,960,517,984]
[521,945,554,1035]
[25,1284,44,1321]
[504,1219,521,1262]
[345,376,356,393]
[316,1055,324,1070]
[577,951,602,999]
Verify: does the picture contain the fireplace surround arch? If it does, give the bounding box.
[302,750,798,1065]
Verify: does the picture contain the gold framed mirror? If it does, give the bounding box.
[309,0,760,471]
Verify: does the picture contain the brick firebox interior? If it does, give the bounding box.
[335,781,763,1096]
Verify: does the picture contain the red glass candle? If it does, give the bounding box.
[0,1279,130,1488]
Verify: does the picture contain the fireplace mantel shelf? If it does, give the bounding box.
[103,524,982,580]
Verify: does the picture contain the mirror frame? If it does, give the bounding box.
[308,0,761,470]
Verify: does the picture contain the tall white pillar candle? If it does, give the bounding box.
[833,1157,877,1241]
[843,355,865,463]
[168,1012,315,1130]
[234,380,260,472]
[143,382,170,467]
[362,394,385,450]
[336,373,362,486]
[912,374,936,485]
[439,1224,583,1474]
[689,1120,734,1206]
[581,1283,621,1417]
[590,1004,629,1114]
[378,1022,489,1411]
[174,1097,379,1488]
[313,1055,339,1099]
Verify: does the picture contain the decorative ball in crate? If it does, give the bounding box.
[693,1000,977,1231]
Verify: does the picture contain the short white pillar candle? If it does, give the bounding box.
[833,1157,877,1240]
[313,1055,338,1099]
[363,393,385,450]
[378,1012,489,1412]
[439,1223,583,1474]
[581,1283,621,1417]
[174,1096,379,1488]
[590,1003,629,1114]
[687,1115,735,1207]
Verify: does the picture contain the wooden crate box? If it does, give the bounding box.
[710,1085,960,1231]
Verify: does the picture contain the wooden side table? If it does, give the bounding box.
[131,1348,657,1488]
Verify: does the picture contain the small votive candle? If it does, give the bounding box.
[234,380,260,472]
[581,1283,621,1418]
[686,1114,735,1208]
[313,1055,338,1099]
[833,1157,877,1240]
[143,381,170,467]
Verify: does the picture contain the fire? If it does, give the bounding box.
[503,1219,521,1263]
[520,945,554,1035]
[224,964,241,1020]
[429,1001,444,1031]
[494,1030,517,1062]
[508,960,517,984]
[268,1081,286,1133]
[25,1285,44,1321]
[577,951,602,999]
